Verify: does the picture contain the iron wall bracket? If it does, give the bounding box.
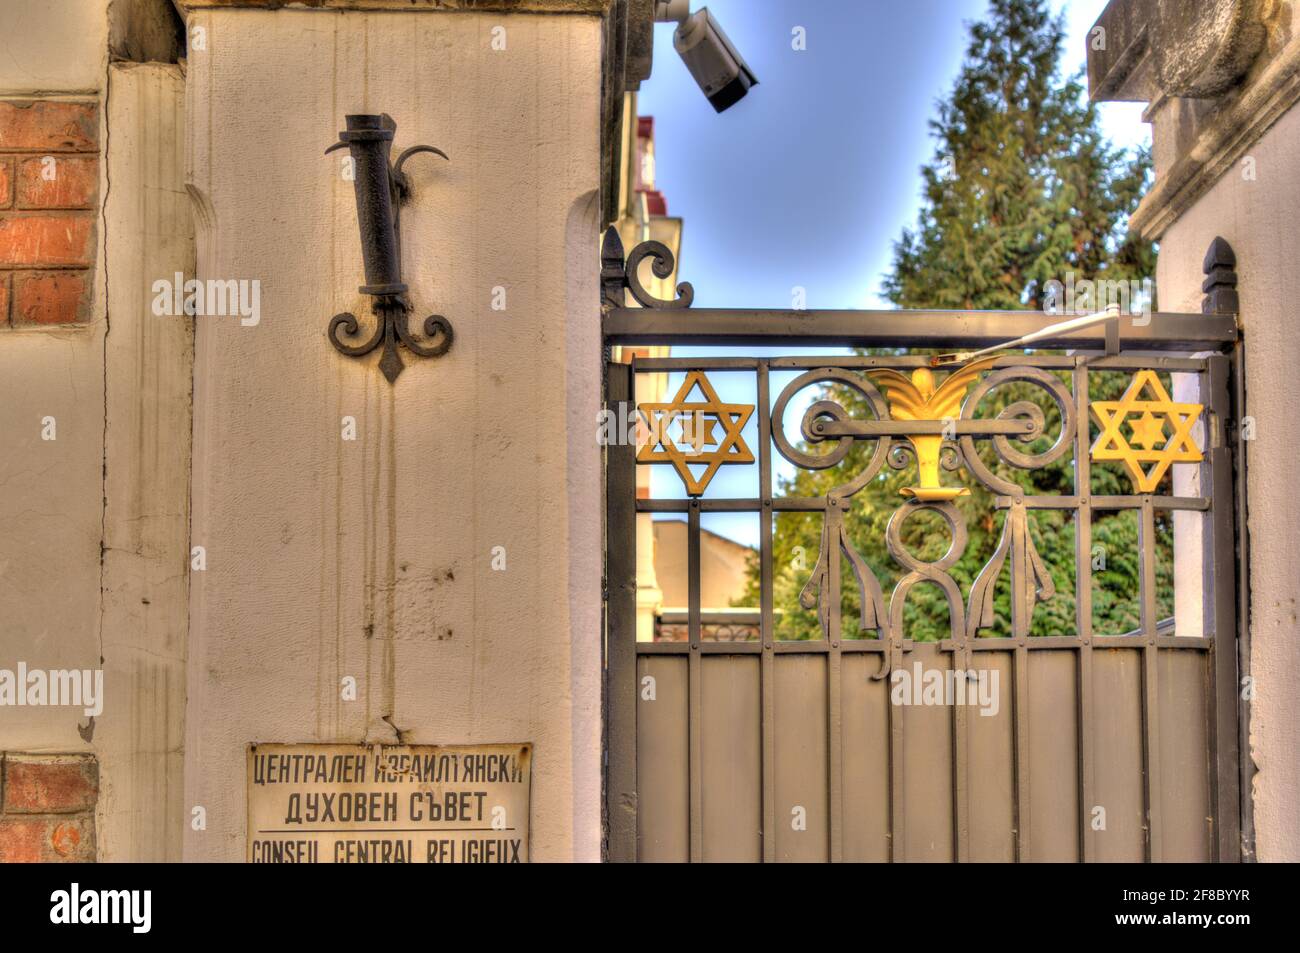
[326,114,453,383]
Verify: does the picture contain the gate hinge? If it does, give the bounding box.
[1222,413,1241,449]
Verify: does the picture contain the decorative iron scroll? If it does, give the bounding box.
[884,500,968,676]
[328,303,453,385]
[764,362,1069,670]
[625,241,695,310]
[601,227,694,310]
[800,494,888,643]
[966,501,1055,645]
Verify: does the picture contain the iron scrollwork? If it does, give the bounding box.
[885,500,968,675]
[601,227,694,310]
[773,368,896,659]
[798,494,888,647]
[956,366,1076,494]
[769,362,1076,670]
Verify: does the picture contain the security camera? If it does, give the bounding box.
[658,4,758,113]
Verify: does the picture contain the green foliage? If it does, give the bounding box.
[881,0,1156,310]
[743,0,1167,641]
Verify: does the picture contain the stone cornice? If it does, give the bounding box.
[1130,30,1300,239]
[1089,0,1300,240]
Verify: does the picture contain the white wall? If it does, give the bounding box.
[1156,104,1300,861]
[0,0,108,95]
[0,329,103,754]
[0,0,191,861]
[98,62,192,861]
[182,9,604,861]
[0,0,109,757]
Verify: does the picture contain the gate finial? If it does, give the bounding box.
[601,226,627,310]
[1203,237,1239,314]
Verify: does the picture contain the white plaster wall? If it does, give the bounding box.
[1156,104,1300,861]
[0,0,195,864]
[0,0,109,756]
[0,331,104,752]
[0,63,193,862]
[183,9,603,861]
[97,62,192,861]
[0,0,109,95]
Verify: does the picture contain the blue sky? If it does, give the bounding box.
[636,0,1147,311]
[635,1,1148,547]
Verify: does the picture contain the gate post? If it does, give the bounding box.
[605,359,638,861]
[1201,238,1246,862]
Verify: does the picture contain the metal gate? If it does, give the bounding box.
[602,229,1250,862]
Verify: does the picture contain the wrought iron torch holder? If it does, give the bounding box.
[326,114,453,383]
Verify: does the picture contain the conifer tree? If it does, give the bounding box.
[745,0,1164,641]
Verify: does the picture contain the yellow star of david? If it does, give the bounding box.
[1090,370,1204,493]
[637,371,754,496]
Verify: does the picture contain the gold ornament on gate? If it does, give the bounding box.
[637,371,754,496]
[1090,370,1204,493]
[867,357,999,501]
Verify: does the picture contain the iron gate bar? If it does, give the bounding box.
[888,634,905,862]
[817,420,1035,436]
[994,496,1209,510]
[1139,496,1162,860]
[827,499,845,860]
[687,500,703,863]
[605,308,1236,350]
[1232,343,1254,861]
[632,355,1213,372]
[631,635,1212,655]
[604,361,637,863]
[1072,358,1095,862]
[634,495,1211,512]
[1013,631,1030,860]
[757,361,778,862]
[1206,353,1243,862]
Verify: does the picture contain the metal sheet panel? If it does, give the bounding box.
[1027,650,1080,861]
[636,656,689,862]
[901,644,954,862]
[774,655,828,861]
[840,653,891,862]
[1091,649,1146,861]
[701,657,762,861]
[967,651,1016,861]
[1158,648,1211,861]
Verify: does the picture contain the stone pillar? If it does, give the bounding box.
[180,3,605,860]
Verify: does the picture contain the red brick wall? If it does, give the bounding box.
[0,754,98,862]
[0,100,98,328]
